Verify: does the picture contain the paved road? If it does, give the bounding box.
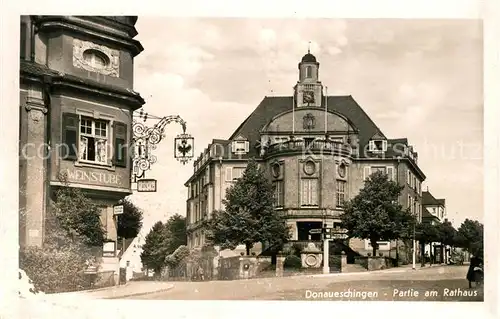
[126,265,483,301]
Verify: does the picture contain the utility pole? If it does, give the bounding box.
[323,237,330,274]
[322,223,330,274]
[412,219,416,270]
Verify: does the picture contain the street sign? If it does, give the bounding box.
[137,179,157,192]
[309,229,322,234]
[331,233,349,240]
[113,205,124,215]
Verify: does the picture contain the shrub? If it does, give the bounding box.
[283,255,302,269]
[19,244,97,293]
[165,245,190,267]
[379,252,383,257]
[367,252,372,256]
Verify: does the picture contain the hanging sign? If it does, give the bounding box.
[174,133,194,164]
[137,179,157,192]
[113,205,124,215]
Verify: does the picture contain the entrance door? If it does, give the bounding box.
[297,221,322,241]
[327,240,342,273]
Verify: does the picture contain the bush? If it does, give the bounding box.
[283,255,302,269]
[165,245,190,267]
[19,244,97,293]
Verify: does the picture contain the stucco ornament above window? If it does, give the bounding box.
[73,39,120,77]
[303,113,316,130]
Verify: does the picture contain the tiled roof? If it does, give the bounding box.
[422,208,439,221]
[20,60,145,104]
[422,191,445,206]
[228,95,385,159]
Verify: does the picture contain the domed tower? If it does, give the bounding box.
[294,50,323,108]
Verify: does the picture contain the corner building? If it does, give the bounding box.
[19,16,144,279]
[185,52,426,258]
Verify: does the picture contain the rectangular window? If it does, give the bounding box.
[273,180,284,207]
[232,167,245,181]
[336,180,346,207]
[369,140,387,152]
[79,117,109,165]
[371,166,386,175]
[387,167,394,181]
[232,141,249,154]
[301,178,318,206]
[363,166,371,180]
[205,166,210,185]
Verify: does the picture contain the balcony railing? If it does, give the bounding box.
[282,208,343,218]
[264,140,352,157]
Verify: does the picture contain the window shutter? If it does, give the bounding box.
[113,121,128,167]
[363,166,371,180]
[225,167,232,181]
[311,180,318,205]
[20,21,27,59]
[301,180,307,205]
[382,140,388,151]
[244,141,250,152]
[61,113,79,160]
[231,142,236,153]
[387,167,394,181]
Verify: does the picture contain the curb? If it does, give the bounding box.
[50,282,133,297]
[306,264,449,278]
[103,284,174,299]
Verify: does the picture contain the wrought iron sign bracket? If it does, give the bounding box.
[131,113,194,183]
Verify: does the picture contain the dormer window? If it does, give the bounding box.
[369,140,387,153]
[231,140,249,155]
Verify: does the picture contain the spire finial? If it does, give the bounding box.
[308,41,311,54]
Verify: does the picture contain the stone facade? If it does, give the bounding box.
[184,52,426,259]
[19,16,144,283]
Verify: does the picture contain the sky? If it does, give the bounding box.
[128,18,483,235]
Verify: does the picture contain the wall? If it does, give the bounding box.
[45,31,134,88]
[19,83,48,247]
[49,94,132,190]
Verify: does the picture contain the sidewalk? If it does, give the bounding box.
[51,281,174,300]
[307,263,448,278]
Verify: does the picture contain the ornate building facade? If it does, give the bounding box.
[19,16,144,282]
[185,52,426,258]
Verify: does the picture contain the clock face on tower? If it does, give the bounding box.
[303,91,315,104]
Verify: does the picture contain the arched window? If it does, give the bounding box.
[305,66,312,78]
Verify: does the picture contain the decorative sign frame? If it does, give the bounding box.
[113,205,124,215]
[103,241,116,257]
[137,179,157,192]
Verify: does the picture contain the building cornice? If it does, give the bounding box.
[20,65,145,110]
[33,16,143,57]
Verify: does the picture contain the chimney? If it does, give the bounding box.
[426,186,429,192]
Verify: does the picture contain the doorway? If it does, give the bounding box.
[297,221,322,241]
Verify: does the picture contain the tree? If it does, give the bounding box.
[455,219,483,258]
[163,214,187,255]
[415,221,440,266]
[117,198,144,239]
[47,173,105,247]
[340,170,411,256]
[140,221,168,275]
[437,220,458,247]
[204,159,291,255]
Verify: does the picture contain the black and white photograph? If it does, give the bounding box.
[1,1,498,318]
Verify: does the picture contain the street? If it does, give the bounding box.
[124,265,483,301]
